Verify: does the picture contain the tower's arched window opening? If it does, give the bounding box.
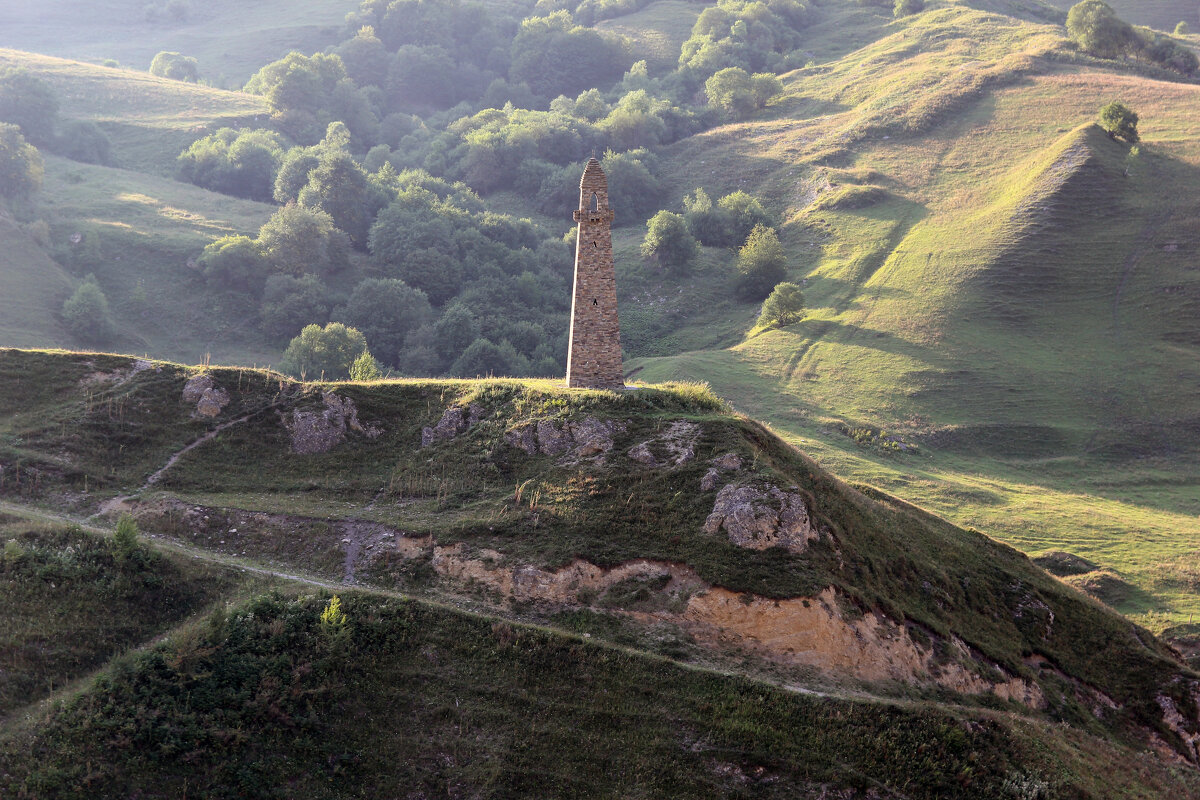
[589,193,599,212]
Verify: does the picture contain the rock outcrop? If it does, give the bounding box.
[505,416,623,461]
[421,404,485,447]
[283,392,381,454]
[701,452,743,491]
[625,421,700,467]
[703,484,818,552]
[182,374,230,418]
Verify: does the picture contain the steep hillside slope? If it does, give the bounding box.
[0,348,1198,778]
[0,215,75,350]
[1,573,1196,798]
[29,156,279,364]
[628,5,1200,630]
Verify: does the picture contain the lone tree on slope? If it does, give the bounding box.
[757,282,806,329]
[1098,100,1139,143]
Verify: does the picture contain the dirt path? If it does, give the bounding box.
[0,499,878,708]
[92,411,260,518]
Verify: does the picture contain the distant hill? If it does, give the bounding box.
[0,0,348,86]
[0,48,269,174]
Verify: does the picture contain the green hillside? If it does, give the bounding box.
[627,4,1200,632]
[0,216,75,350]
[0,48,268,174]
[0,348,1197,778]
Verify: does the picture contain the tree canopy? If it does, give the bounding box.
[149,52,199,82]
[1097,100,1138,143]
[735,224,787,299]
[757,281,805,328]
[279,322,370,379]
[0,68,58,145]
[1066,0,1135,59]
[0,123,43,204]
[641,211,698,275]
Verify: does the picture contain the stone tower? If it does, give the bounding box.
[567,158,624,389]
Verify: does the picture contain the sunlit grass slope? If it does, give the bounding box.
[0,0,348,86]
[596,0,705,72]
[629,4,1200,629]
[0,156,279,365]
[0,48,268,174]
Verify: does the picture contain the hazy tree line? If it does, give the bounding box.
[162,0,814,377]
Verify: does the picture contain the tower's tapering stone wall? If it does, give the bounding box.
[566,158,624,389]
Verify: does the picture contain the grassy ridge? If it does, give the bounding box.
[0,349,1196,761]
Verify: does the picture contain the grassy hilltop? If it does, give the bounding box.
[0,348,1197,796]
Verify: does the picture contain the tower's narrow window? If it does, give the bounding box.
[590,193,599,212]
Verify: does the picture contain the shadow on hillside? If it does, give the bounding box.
[789,317,932,362]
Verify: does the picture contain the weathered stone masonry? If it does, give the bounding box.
[566,158,624,389]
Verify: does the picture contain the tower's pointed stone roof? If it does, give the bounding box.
[580,157,606,188]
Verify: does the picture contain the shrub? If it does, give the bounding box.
[1174,21,1189,36]
[334,278,433,365]
[894,0,924,16]
[735,224,787,300]
[257,205,351,277]
[0,68,58,145]
[0,123,43,204]
[279,322,370,380]
[111,515,140,562]
[177,128,286,201]
[757,281,806,328]
[198,235,270,294]
[260,274,331,341]
[1066,0,1135,59]
[149,51,199,82]
[319,595,347,629]
[62,275,116,343]
[55,120,111,165]
[641,210,698,275]
[349,351,383,381]
[1098,100,1138,143]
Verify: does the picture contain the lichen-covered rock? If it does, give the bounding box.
[195,387,230,418]
[422,406,467,448]
[506,416,622,460]
[626,420,699,468]
[628,442,657,465]
[712,453,742,471]
[284,392,381,454]
[504,425,537,455]
[700,468,722,492]
[703,484,818,552]
[536,419,573,456]
[421,404,486,448]
[181,374,214,405]
[1157,693,1200,762]
[570,417,616,457]
[183,374,230,418]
